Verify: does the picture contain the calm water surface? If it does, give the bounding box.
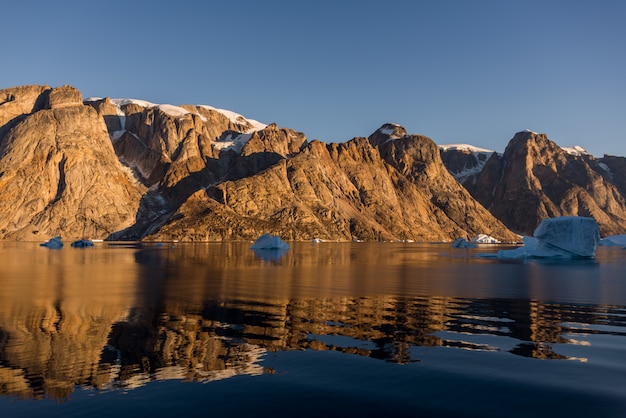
[0,242,625,417]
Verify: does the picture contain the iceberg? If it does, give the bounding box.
[471,234,500,244]
[40,236,64,249]
[250,233,290,250]
[483,216,599,259]
[71,239,95,248]
[251,234,290,262]
[451,238,477,248]
[599,235,626,247]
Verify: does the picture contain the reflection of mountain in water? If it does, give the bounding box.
[0,243,625,400]
[2,293,625,400]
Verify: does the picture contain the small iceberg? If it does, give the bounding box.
[71,239,95,248]
[40,236,63,249]
[251,234,290,262]
[599,234,626,247]
[250,233,290,250]
[471,234,500,244]
[451,238,477,248]
[481,216,599,259]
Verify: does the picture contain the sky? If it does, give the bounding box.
[2,0,625,156]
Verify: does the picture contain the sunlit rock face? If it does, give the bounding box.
[4,83,626,242]
[453,131,626,236]
[0,85,144,241]
[149,128,518,243]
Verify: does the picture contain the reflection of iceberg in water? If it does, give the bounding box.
[252,248,289,262]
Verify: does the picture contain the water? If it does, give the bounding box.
[1,241,625,417]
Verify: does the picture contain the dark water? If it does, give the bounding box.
[1,241,625,417]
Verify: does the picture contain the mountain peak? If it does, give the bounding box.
[368,123,407,146]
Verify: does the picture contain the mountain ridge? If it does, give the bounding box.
[1,84,625,241]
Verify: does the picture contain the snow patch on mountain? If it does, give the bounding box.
[108,99,193,120]
[378,124,404,139]
[213,132,254,153]
[439,143,498,182]
[86,97,268,153]
[157,104,190,118]
[598,162,612,179]
[199,105,267,133]
[439,144,496,154]
[561,145,589,156]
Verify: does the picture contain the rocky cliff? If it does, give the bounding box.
[0,85,144,240]
[442,131,626,236]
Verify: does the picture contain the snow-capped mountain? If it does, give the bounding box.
[1,83,626,241]
[440,131,626,236]
[439,143,499,184]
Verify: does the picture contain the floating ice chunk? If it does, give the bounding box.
[451,238,477,248]
[471,234,500,244]
[40,236,63,249]
[483,217,599,259]
[71,239,94,248]
[534,216,599,257]
[250,233,290,250]
[599,235,626,247]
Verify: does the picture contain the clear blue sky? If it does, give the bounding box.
[2,0,625,156]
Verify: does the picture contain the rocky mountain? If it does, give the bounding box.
[149,124,517,242]
[4,83,624,242]
[0,85,144,240]
[441,131,626,236]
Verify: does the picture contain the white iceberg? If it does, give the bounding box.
[451,238,477,248]
[471,234,500,244]
[599,235,626,247]
[482,216,599,259]
[250,234,290,250]
[40,236,64,249]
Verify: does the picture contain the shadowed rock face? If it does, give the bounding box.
[446,131,626,236]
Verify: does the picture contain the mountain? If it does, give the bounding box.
[441,130,626,236]
[149,124,517,242]
[5,83,624,242]
[0,85,143,240]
